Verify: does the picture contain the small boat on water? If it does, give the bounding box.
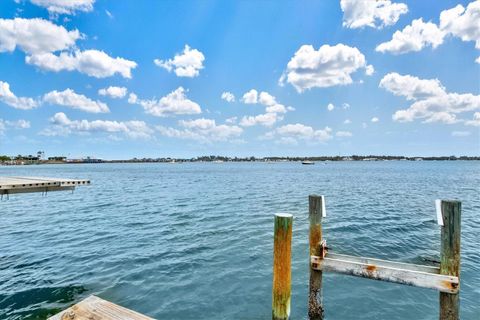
[302,160,315,165]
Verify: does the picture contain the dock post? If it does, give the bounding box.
[439,200,461,320]
[308,195,324,320]
[272,213,293,320]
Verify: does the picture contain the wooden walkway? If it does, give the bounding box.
[48,296,153,320]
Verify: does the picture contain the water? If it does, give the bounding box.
[0,161,479,319]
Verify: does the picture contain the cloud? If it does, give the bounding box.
[440,1,480,50]
[239,113,282,127]
[0,18,80,55]
[340,0,408,29]
[376,19,445,54]
[476,56,480,64]
[242,89,258,104]
[380,72,480,124]
[377,2,480,61]
[365,64,375,75]
[43,89,109,113]
[30,0,95,15]
[371,117,379,122]
[327,103,335,111]
[465,112,480,126]
[279,44,372,92]
[43,112,152,138]
[26,50,137,78]
[128,87,201,117]
[156,118,243,143]
[336,130,353,137]
[98,86,127,99]
[379,72,445,100]
[451,131,471,137]
[154,45,205,77]
[225,116,237,124]
[0,119,31,134]
[266,123,333,144]
[344,119,352,124]
[221,91,235,102]
[239,90,293,127]
[0,81,39,110]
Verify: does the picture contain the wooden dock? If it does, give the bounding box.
[0,176,90,195]
[48,296,153,320]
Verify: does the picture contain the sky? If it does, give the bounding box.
[0,0,479,159]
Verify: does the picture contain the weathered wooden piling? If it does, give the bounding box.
[308,195,324,320]
[272,213,293,320]
[439,200,461,320]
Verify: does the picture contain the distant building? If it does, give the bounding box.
[48,156,67,162]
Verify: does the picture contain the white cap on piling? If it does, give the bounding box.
[275,212,293,218]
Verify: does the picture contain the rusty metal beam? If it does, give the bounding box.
[311,253,459,294]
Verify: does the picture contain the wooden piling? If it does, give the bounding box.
[439,200,461,320]
[308,195,324,320]
[272,213,293,320]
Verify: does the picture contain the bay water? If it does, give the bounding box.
[0,161,479,319]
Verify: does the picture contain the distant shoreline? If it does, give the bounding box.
[2,155,479,166]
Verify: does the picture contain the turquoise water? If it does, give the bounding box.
[0,162,479,319]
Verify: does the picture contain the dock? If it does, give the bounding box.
[0,176,90,195]
[48,296,153,320]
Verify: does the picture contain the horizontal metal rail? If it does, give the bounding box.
[0,176,90,195]
[311,252,459,294]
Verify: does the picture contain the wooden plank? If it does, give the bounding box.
[308,195,324,320]
[439,200,461,320]
[272,213,293,320]
[48,295,154,320]
[311,253,459,294]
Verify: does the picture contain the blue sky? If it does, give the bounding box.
[0,0,479,159]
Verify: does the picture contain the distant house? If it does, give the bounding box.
[48,156,67,162]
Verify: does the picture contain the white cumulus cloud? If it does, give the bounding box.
[30,0,95,15]
[156,118,243,143]
[242,89,258,104]
[43,88,109,113]
[0,81,39,110]
[154,45,205,78]
[371,117,379,122]
[380,72,480,124]
[43,112,152,138]
[128,87,201,117]
[376,19,445,54]
[221,91,235,102]
[98,86,127,99]
[239,112,282,127]
[340,0,408,29]
[440,1,480,50]
[279,44,372,92]
[376,1,480,61]
[0,18,80,55]
[327,103,335,111]
[267,123,333,144]
[0,119,31,134]
[26,50,137,78]
[239,90,293,127]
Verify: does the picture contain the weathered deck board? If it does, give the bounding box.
[311,253,459,294]
[0,176,90,195]
[48,295,154,320]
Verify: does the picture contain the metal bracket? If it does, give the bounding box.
[319,239,328,259]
